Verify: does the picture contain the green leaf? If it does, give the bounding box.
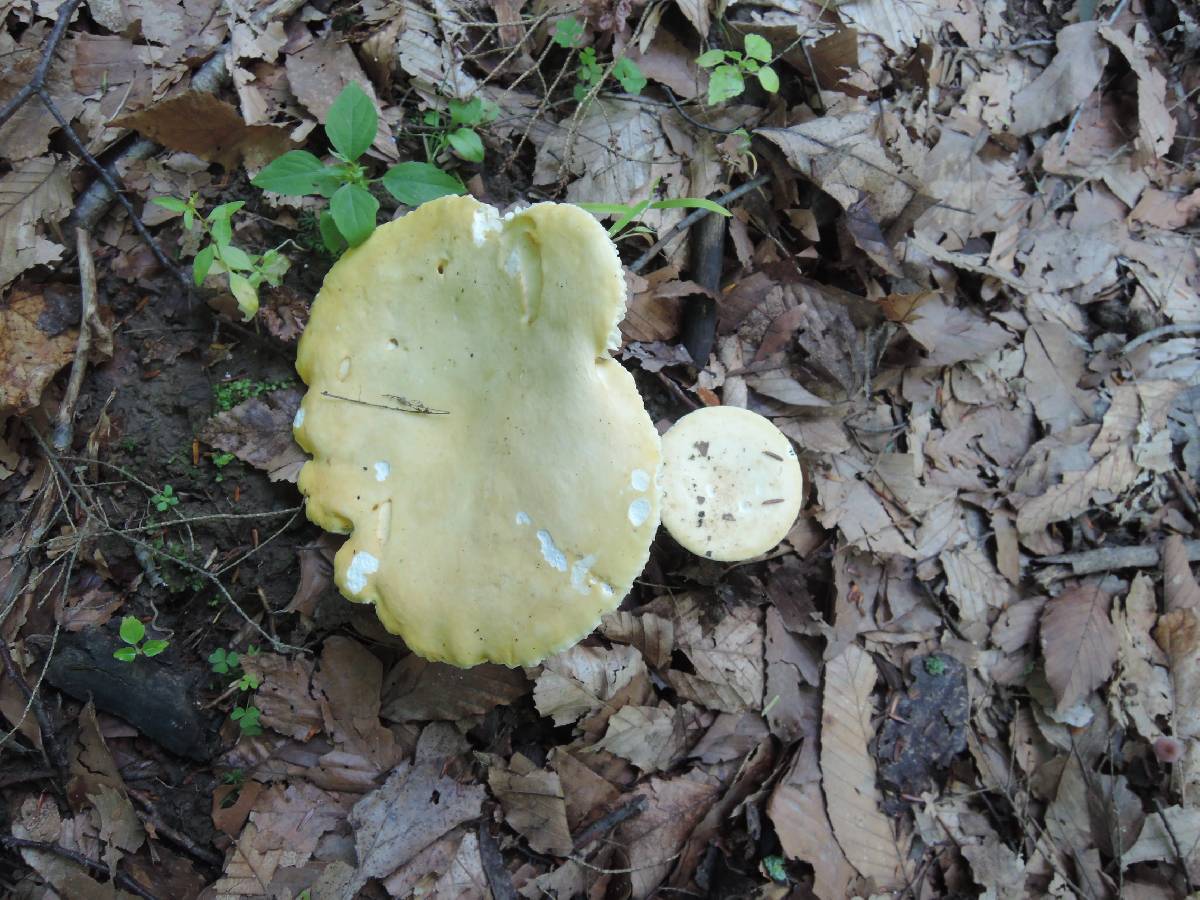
[612,58,647,95]
[208,202,244,248]
[650,197,731,216]
[744,33,772,62]
[251,151,327,195]
[331,183,379,247]
[142,640,169,657]
[757,65,780,93]
[183,208,194,230]
[381,162,466,206]
[113,647,138,662]
[220,245,255,272]
[447,127,485,163]
[575,202,639,216]
[707,65,744,105]
[696,49,726,68]
[228,272,260,320]
[119,615,145,645]
[448,97,483,126]
[318,211,348,254]
[258,248,290,286]
[151,196,189,212]
[193,244,216,286]
[553,16,584,48]
[325,83,377,162]
[207,201,246,222]
[608,197,654,238]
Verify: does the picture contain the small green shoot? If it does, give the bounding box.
[230,705,263,736]
[236,671,261,692]
[114,616,169,662]
[697,34,779,105]
[253,83,466,252]
[924,655,947,677]
[209,647,239,674]
[151,484,179,512]
[553,16,646,102]
[576,182,731,241]
[213,377,292,412]
[420,96,499,165]
[151,195,290,320]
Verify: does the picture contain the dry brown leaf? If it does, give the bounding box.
[1130,187,1200,229]
[1113,575,1173,741]
[1011,22,1107,136]
[1099,23,1176,158]
[592,704,689,773]
[961,837,1028,900]
[242,652,323,741]
[313,636,401,774]
[12,796,137,899]
[549,747,621,833]
[1040,582,1118,715]
[1015,445,1139,538]
[381,653,529,722]
[1023,323,1091,433]
[745,370,831,407]
[0,158,73,292]
[820,644,910,889]
[200,388,306,483]
[488,754,573,856]
[346,759,487,896]
[813,455,918,558]
[112,93,296,170]
[940,544,1020,642]
[667,605,763,713]
[1164,534,1200,613]
[764,606,821,742]
[0,24,84,161]
[1122,805,1200,880]
[767,737,856,898]
[1156,608,1200,741]
[382,827,488,899]
[903,295,1012,367]
[599,609,674,669]
[838,0,936,51]
[617,770,722,899]
[533,643,650,727]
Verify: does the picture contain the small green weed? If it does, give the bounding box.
[208,647,240,674]
[113,616,169,662]
[553,17,646,102]
[151,484,179,512]
[213,377,291,412]
[230,705,263,736]
[151,195,290,321]
[421,96,499,164]
[253,84,466,253]
[151,537,206,594]
[576,179,731,241]
[697,34,779,105]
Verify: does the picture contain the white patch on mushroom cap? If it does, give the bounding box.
[628,498,651,527]
[374,461,391,482]
[346,551,379,594]
[293,408,305,428]
[472,207,502,246]
[536,529,567,571]
[515,511,531,526]
[570,554,597,594]
[631,469,651,491]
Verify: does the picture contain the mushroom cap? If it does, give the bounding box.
[659,406,802,562]
[293,195,661,667]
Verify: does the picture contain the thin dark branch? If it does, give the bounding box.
[572,794,648,851]
[663,86,748,135]
[0,0,83,128]
[629,174,772,274]
[477,819,518,900]
[1,836,162,900]
[1153,799,1197,894]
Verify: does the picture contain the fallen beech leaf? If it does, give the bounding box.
[382,827,488,899]
[533,643,650,727]
[1011,22,1107,136]
[667,604,764,713]
[1122,804,1200,880]
[489,754,573,855]
[902,295,1011,366]
[313,637,401,775]
[617,770,722,899]
[0,283,79,415]
[599,610,674,670]
[940,544,1019,641]
[549,747,621,832]
[381,653,529,722]
[1163,534,1200,613]
[200,388,306,483]
[1023,323,1091,433]
[346,759,487,894]
[1040,582,1117,715]
[242,652,323,741]
[1156,608,1200,741]
[112,93,296,170]
[821,644,910,889]
[768,739,855,900]
[592,704,689,773]
[1099,23,1176,158]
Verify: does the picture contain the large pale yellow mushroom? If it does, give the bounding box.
[293,195,661,667]
[658,406,804,562]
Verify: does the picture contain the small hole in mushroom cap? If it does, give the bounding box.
[337,357,351,380]
[388,338,399,349]
[436,259,448,275]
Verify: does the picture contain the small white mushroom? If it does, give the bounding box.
[659,406,803,562]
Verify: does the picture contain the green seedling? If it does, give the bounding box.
[253,83,466,253]
[151,195,290,321]
[236,671,261,692]
[697,33,779,105]
[151,484,179,512]
[553,16,646,102]
[421,96,499,164]
[213,377,292,412]
[576,180,731,241]
[114,616,169,662]
[209,647,240,674]
[230,705,263,736]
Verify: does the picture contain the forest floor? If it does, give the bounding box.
[2,0,1200,897]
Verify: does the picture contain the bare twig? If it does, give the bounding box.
[51,229,98,451]
[477,819,518,900]
[127,788,224,869]
[0,836,162,900]
[572,795,648,850]
[629,174,771,274]
[1038,540,1200,575]
[1153,798,1197,894]
[0,0,83,128]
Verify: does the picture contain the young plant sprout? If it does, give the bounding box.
[293,195,661,667]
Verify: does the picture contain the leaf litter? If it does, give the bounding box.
[1,0,1200,896]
